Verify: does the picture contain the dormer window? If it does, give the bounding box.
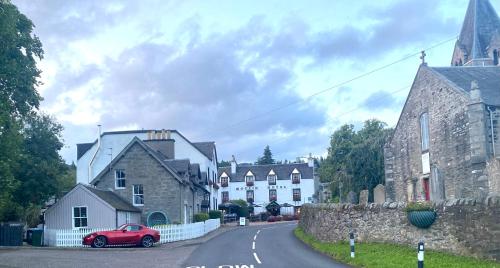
[291,168,301,184]
[267,170,276,185]
[220,172,229,187]
[245,171,255,186]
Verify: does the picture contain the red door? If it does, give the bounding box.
[423,178,430,201]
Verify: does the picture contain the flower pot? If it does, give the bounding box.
[407,211,437,229]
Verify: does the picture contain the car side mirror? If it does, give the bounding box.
[122,229,127,232]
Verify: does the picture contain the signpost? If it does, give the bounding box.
[239,217,246,226]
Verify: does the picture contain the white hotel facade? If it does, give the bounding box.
[217,157,317,214]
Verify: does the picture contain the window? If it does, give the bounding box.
[246,190,254,203]
[133,184,144,206]
[115,170,126,189]
[269,189,277,201]
[293,189,301,201]
[268,175,276,185]
[72,207,87,228]
[292,173,301,184]
[494,49,499,66]
[221,176,229,187]
[222,191,229,202]
[420,113,430,151]
[126,225,142,231]
[245,175,255,186]
[125,212,131,224]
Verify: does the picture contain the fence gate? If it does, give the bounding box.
[0,224,23,246]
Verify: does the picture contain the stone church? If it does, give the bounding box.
[384,0,500,202]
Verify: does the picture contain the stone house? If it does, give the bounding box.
[384,0,500,202]
[90,137,209,225]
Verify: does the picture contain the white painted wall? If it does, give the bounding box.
[218,176,315,214]
[76,130,218,209]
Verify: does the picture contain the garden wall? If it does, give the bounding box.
[299,198,500,261]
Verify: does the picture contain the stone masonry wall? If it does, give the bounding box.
[385,65,473,201]
[299,199,500,261]
[94,143,184,224]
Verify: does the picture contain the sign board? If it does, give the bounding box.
[239,217,246,226]
[421,152,430,175]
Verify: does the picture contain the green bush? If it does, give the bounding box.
[193,213,209,222]
[208,210,222,219]
[231,199,249,218]
[404,202,434,212]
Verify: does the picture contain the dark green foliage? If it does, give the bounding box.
[404,202,434,212]
[208,210,222,219]
[231,199,249,218]
[218,160,231,167]
[193,213,209,223]
[319,120,393,202]
[0,2,70,223]
[256,145,275,165]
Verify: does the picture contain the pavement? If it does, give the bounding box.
[0,222,349,268]
[184,221,350,268]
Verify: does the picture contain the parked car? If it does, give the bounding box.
[83,224,160,248]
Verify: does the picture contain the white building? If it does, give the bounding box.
[217,156,317,215]
[76,128,219,210]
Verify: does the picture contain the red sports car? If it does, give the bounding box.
[83,224,160,248]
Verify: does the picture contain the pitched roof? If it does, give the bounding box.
[431,66,500,106]
[192,142,215,161]
[218,163,313,182]
[77,143,94,160]
[456,0,500,60]
[163,159,191,175]
[83,185,140,212]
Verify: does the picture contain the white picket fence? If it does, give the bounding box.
[44,219,220,247]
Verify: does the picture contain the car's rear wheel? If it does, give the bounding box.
[141,235,154,248]
[92,236,107,248]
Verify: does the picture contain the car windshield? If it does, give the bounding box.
[117,224,128,230]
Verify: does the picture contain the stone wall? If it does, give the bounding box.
[299,199,500,261]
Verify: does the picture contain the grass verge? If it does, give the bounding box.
[294,227,499,268]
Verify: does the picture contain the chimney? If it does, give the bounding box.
[308,153,314,168]
[231,155,237,174]
[470,80,482,103]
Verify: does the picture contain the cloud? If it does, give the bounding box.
[362,91,399,111]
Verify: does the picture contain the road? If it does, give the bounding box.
[184,222,349,268]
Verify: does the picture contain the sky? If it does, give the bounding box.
[12,0,500,164]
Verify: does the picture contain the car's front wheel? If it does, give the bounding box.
[141,235,154,248]
[92,236,107,248]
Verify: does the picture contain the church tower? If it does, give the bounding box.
[451,0,500,66]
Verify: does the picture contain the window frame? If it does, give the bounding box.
[132,184,144,206]
[420,112,430,152]
[267,175,277,185]
[269,189,277,201]
[221,176,229,187]
[292,173,301,184]
[222,191,229,202]
[245,175,255,186]
[115,169,126,189]
[293,188,301,201]
[72,206,88,229]
[246,190,254,203]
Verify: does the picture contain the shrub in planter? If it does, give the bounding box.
[194,213,209,223]
[208,210,222,219]
[405,202,437,229]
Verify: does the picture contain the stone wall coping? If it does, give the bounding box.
[304,197,500,210]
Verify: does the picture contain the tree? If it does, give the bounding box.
[0,1,44,222]
[257,145,275,165]
[319,120,393,202]
[218,159,231,168]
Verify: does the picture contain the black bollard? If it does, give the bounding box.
[349,232,355,258]
[417,241,424,268]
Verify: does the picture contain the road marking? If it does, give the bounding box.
[252,241,255,250]
[253,252,262,264]
[253,234,257,240]
[256,230,261,234]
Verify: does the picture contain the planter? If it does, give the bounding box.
[407,211,437,229]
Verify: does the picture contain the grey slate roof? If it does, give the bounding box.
[163,159,190,175]
[192,142,215,161]
[218,163,313,182]
[84,185,140,212]
[457,0,500,59]
[431,66,500,106]
[77,143,94,160]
